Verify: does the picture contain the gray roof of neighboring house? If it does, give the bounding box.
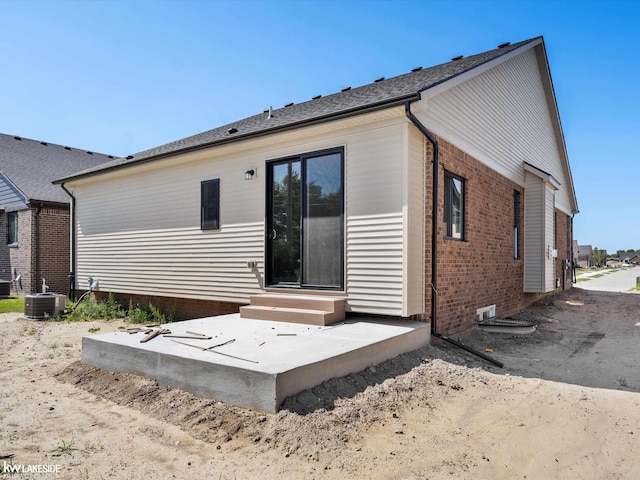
[577,245,593,254]
[0,133,115,206]
[56,37,540,184]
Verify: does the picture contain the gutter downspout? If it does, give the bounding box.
[405,101,503,369]
[60,183,76,300]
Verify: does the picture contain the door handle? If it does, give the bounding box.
[267,229,277,240]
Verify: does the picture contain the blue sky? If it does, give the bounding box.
[1,0,638,253]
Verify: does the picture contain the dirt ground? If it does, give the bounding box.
[1,287,639,480]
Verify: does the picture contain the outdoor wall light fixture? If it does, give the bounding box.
[244,169,255,180]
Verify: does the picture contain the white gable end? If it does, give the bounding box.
[419,45,574,216]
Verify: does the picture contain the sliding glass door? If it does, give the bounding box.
[266,148,344,289]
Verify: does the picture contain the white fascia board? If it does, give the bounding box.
[534,42,579,215]
[419,38,544,101]
[524,162,561,190]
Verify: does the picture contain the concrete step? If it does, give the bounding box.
[239,305,344,326]
[248,294,345,314]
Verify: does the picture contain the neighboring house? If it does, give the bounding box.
[617,251,640,265]
[628,255,640,265]
[0,134,114,295]
[576,244,594,268]
[605,258,621,268]
[55,36,579,335]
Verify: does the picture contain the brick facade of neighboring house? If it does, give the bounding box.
[5,209,33,290]
[0,134,113,296]
[2,205,71,295]
[35,206,71,294]
[0,212,9,282]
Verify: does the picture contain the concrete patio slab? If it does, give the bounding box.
[81,314,431,412]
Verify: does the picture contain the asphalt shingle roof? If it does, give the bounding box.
[0,134,116,205]
[56,37,539,183]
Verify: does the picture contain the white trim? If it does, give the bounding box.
[524,162,561,190]
[420,39,543,101]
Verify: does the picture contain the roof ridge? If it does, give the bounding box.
[55,37,543,184]
[0,132,116,159]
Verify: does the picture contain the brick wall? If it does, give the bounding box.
[36,206,71,295]
[8,209,33,293]
[427,137,572,335]
[555,212,573,290]
[0,212,10,282]
[2,206,71,295]
[95,291,241,320]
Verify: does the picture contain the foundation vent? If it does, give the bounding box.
[475,304,496,322]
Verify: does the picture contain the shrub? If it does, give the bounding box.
[65,293,126,321]
[127,299,150,324]
[61,294,174,324]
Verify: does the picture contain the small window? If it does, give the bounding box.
[514,190,521,259]
[201,179,220,230]
[444,171,464,240]
[7,212,18,245]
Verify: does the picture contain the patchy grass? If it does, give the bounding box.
[58,293,175,325]
[0,296,24,313]
[49,438,79,456]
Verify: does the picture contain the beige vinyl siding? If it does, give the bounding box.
[544,185,556,291]
[419,46,574,216]
[345,123,404,216]
[71,112,420,315]
[343,122,424,317]
[76,223,264,300]
[346,213,404,315]
[523,172,544,292]
[523,171,556,293]
[404,124,425,316]
[344,122,411,316]
[74,157,265,302]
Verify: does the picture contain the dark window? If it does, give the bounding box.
[201,179,220,230]
[444,171,465,240]
[514,190,521,259]
[7,212,18,245]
